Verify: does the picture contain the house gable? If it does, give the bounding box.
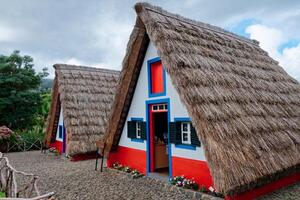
[104,2,300,196]
[118,41,206,160]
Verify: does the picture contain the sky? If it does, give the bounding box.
[0,0,299,81]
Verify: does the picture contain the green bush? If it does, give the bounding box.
[1,91,51,152]
[0,191,5,197]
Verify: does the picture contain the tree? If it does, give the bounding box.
[0,50,48,130]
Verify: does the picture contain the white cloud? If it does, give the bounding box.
[63,57,114,71]
[30,54,117,79]
[92,11,133,69]
[246,24,300,80]
[281,44,300,80]
[0,24,17,42]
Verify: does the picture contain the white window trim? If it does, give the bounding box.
[152,103,168,112]
[181,122,191,145]
[136,122,141,139]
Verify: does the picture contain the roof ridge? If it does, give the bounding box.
[54,64,120,74]
[135,2,259,46]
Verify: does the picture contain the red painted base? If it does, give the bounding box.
[71,151,97,162]
[172,156,214,189]
[226,171,300,200]
[107,146,147,174]
[50,140,63,154]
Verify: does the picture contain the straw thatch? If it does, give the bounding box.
[103,2,300,196]
[45,64,119,156]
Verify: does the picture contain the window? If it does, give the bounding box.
[169,119,201,148]
[58,125,63,140]
[148,58,166,97]
[152,104,167,112]
[127,119,146,141]
[181,122,191,144]
[136,122,141,139]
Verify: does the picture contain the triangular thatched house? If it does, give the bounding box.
[101,2,300,199]
[45,64,119,159]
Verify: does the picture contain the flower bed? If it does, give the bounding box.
[170,175,224,198]
[170,175,198,190]
[112,163,144,179]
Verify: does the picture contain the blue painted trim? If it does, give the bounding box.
[62,122,66,154]
[145,98,172,178]
[131,138,144,143]
[175,144,196,150]
[131,117,143,121]
[174,117,191,122]
[147,57,167,98]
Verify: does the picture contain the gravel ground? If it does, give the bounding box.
[4,151,194,200]
[4,151,300,200]
[259,183,300,200]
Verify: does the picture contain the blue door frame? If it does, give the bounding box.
[62,123,66,154]
[145,98,172,178]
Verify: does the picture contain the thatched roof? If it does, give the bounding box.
[103,2,300,196]
[45,64,119,156]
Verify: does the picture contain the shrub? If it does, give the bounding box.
[112,163,143,178]
[112,162,123,170]
[170,175,199,190]
[123,166,132,173]
[0,191,5,197]
[0,126,12,139]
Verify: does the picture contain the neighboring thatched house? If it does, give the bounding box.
[45,64,119,159]
[101,2,300,199]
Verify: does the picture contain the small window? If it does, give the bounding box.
[136,122,141,139]
[181,122,191,144]
[148,58,166,97]
[152,104,167,112]
[58,125,63,139]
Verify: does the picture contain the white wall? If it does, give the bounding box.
[55,107,64,142]
[118,41,206,161]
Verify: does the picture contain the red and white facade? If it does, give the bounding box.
[49,108,66,154]
[107,41,214,189]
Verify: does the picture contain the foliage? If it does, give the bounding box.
[123,166,132,173]
[0,126,12,139]
[0,50,48,130]
[49,147,60,156]
[170,175,199,190]
[0,50,51,152]
[170,176,224,198]
[0,191,5,197]
[41,78,53,92]
[112,163,143,178]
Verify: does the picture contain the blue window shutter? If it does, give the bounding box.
[175,121,182,144]
[141,122,146,140]
[191,125,201,147]
[58,125,63,139]
[169,122,176,143]
[127,121,136,139]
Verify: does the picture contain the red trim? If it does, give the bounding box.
[150,61,164,94]
[172,156,214,189]
[226,171,300,200]
[107,146,147,174]
[149,106,155,172]
[71,151,98,161]
[50,140,63,154]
